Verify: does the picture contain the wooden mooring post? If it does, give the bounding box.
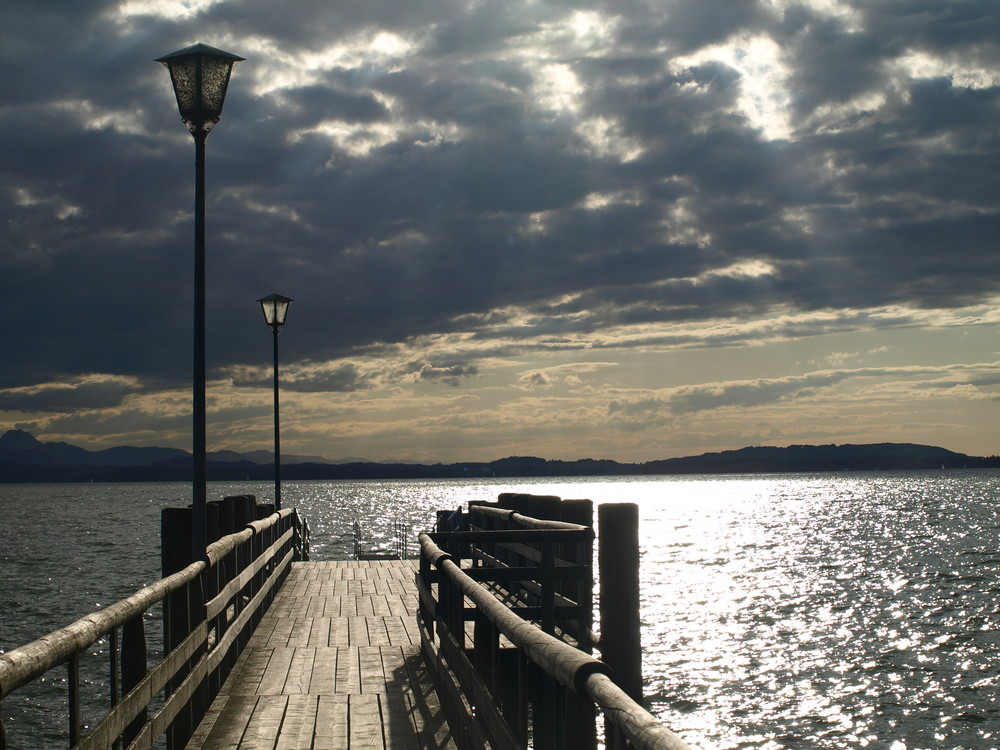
[598,502,643,750]
[598,502,643,702]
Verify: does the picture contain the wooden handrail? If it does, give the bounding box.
[0,505,308,750]
[0,560,206,702]
[470,504,589,530]
[583,672,695,750]
[420,534,609,693]
[418,528,696,750]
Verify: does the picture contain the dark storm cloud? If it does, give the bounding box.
[2,0,998,401]
[0,379,141,413]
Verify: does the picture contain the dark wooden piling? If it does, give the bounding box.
[206,501,220,544]
[597,502,643,750]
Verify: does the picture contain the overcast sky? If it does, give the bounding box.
[2,0,999,463]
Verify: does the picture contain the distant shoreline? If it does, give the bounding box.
[2,440,998,483]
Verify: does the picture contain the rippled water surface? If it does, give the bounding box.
[2,472,999,749]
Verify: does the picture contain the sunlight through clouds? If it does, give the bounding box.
[575,116,644,161]
[672,36,793,140]
[114,0,226,21]
[897,50,1000,90]
[4,0,1000,461]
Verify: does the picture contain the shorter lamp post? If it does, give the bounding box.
[258,294,292,510]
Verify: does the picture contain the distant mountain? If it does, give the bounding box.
[637,443,980,474]
[0,429,187,467]
[0,430,996,483]
[207,448,336,465]
[0,430,333,470]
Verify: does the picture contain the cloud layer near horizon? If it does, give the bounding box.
[3,0,999,461]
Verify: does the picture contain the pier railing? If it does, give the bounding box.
[417,497,694,750]
[0,506,309,750]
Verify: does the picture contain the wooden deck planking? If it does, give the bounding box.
[186,560,455,750]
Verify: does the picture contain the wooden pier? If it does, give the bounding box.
[0,495,694,750]
[187,560,454,749]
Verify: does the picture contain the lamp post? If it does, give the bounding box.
[258,294,292,510]
[157,43,244,561]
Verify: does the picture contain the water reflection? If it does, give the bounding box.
[2,472,998,749]
[634,473,1000,749]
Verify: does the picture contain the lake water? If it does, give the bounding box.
[1,471,999,749]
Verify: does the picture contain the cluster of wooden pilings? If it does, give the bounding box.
[472,493,643,704]
[162,494,278,572]
[420,493,686,750]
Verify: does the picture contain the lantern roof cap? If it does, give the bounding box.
[156,43,245,64]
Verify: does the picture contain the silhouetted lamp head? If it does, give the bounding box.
[258,294,293,331]
[156,43,245,135]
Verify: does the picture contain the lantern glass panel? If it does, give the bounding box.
[199,55,236,116]
[272,299,290,326]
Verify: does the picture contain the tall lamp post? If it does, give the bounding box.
[258,294,292,510]
[157,43,244,560]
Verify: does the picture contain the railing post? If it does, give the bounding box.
[472,610,496,690]
[121,614,148,745]
[563,687,598,750]
[187,572,209,744]
[532,665,559,750]
[110,626,120,750]
[418,550,434,643]
[541,539,556,635]
[68,652,81,747]
[161,507,192,750]
[514,651,529,745]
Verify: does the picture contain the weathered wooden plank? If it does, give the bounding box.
[386,596,411,618]
[185,691,232,749]
[349,616,370,647]
[370,595,392,617]
[367,618,392,647]
[193,693,259,749]
[257,647,294,695]
[307,646,337,695]
[228,648,272,696]
[348,693,384,750]
[273,694,317,750]
[356,596,376,618]
[360,646,387,694]
[282,647,314,694]
[238,694,287,750]
[313,694,349,750]
[308,617,331,647]
[286,616,314,646]
[329,617,350,647]
[382,687,420,750]
[333,644,360,694]
[264,617,294,648]
[383,616,411,648]
[401,652,453,750]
